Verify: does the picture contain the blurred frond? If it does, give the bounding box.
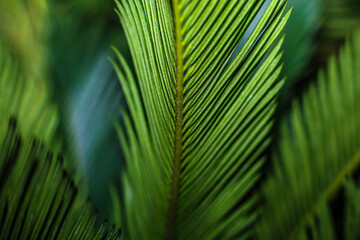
[298,180,360,240]
[0,0,126,220]
[257,29,360,239]
[298,203,336,240]
[315,0,360,65]
[322,0,360,39]
[344,180,360,240]
[0,40,121,239]
[0,43,58,145]
[0,0,49,79]
[0,119,121,239]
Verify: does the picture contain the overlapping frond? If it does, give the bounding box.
[299,203,336,240]
[297,180,360,240]
[316,0,360,65]
[0,43,121,239]
[343,180,360,240]
[256,29,360,239]
[113,0,290,239]
[322,0,360,39]
[0,119,121,239]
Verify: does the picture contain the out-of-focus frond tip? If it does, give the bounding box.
[257,28,360,240]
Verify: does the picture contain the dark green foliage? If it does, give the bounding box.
[257,29,360,240]
[47,0,126,215]
[0,43,121,239]
[296,180,360,240]
[0,119,120,239]
[2,0,360,239]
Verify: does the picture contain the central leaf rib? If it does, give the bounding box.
[166,0,184,239]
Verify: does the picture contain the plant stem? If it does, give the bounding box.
[165,0,184,239]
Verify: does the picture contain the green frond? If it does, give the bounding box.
[113,0,290,239]
[0,43,121,239]
[322,0,360,39]
[0,119,120,239]
[298,203,336,240]
[0,0,49,79]
[344,180,360,240]
[316,0,360,65]
[256,29,360,239]
[298,180,360,240]
[0,43,59,145]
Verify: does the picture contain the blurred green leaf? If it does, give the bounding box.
[0,41,121,239]
[257,29,360,240]
[298,180,360,240]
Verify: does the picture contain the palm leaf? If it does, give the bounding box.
[343,180,360,240]
[112,0,291,239]
[0,43,120,239]
[1,0,125,216]
[310,0,360,71]
[297,180,360,240]
[0,0,49,80]
[0,43,58,144]
[322,0,360,39]
[256,29,360,239]
[302,203,337,240]
[0,120,120,239]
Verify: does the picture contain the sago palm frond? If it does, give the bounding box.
[343,180,360,240]
[256,29,360,240]
[112,0,291,239]
[1,0,126,214]
[322,0,360,39]
[0,121,121,239]
[316,0,360,67]
[0,43,121,239]
[0,44,58,144]
[0,0,49,79]
[298,180,360,240]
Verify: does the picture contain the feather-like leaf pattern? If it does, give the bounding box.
[0,43,121,240]
[257,29,360,240]
[113,0,291,239]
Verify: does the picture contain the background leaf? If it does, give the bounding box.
[257,28,360,240]
[0,42,121,239]
[0,0,130,219]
